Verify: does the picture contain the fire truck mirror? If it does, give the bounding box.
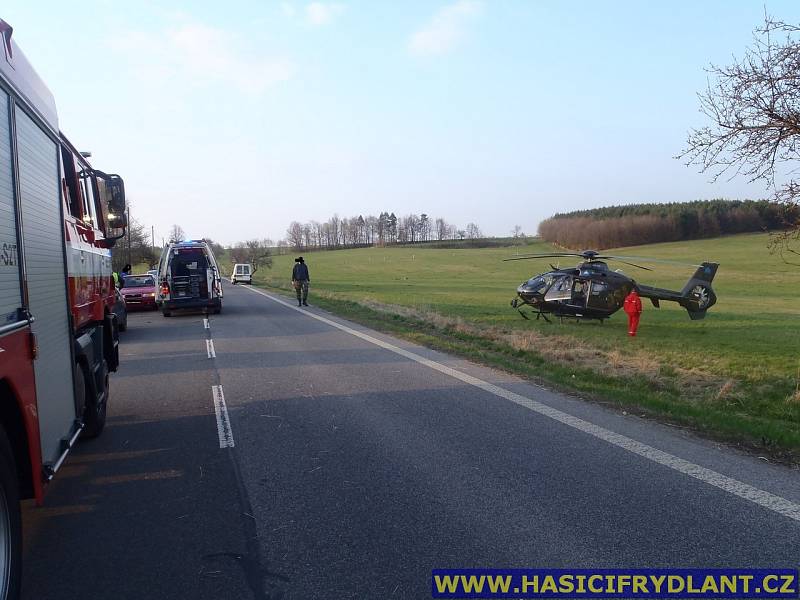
[106,175,126,220]
[94,170,127,241]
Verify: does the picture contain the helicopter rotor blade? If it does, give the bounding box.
[595,255,702,268]
[507,253,582,258]
[502,253,583,262]
[503,250,698,270]
[603,259,653,271]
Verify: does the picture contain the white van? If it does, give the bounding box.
[157,240,223,316]
[230,263,253,285]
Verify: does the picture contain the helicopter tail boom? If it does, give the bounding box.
[636,262,719,320]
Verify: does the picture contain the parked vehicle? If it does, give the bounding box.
[230,263,253,284]
[157,240,223,316]
[120,274,157,311]
[0,19,127,599]
[147,269,161,307]
[112,288,128,331]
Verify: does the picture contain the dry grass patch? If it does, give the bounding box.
[715,379,737,401]
[355,297,729,401]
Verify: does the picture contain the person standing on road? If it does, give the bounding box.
[119,264,132,288]
[292,257,310,307]
[623,285,642,337]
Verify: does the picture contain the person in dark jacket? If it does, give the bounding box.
[118,264,132,288]
[292,257,310,306]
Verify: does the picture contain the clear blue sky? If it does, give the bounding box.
[3,1,799,245]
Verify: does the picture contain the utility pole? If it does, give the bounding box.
[126,205,132,266]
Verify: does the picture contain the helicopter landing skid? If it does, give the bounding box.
[555,313,605,325]
[511,297,553,323]
[511,298,552,323]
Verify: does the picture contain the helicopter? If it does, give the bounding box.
[506,250,719,323]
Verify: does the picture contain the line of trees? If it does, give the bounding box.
[538,200,788,249]
[229,239,273,272]
[284,212,483,251]
[165,224,224,257]
[112,216,226,272]
[110,200,160,271]
[111,214,156,272]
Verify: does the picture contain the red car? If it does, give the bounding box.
[120,274,158,310]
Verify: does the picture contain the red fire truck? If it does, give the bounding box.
[0,20,127,598]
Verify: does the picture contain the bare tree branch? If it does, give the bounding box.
[681,14,800,260]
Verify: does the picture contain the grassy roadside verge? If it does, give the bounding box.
[257,280,800,465]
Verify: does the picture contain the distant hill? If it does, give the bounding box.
[537,200,786,249]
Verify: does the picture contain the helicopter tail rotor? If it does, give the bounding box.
[679,262,719,319]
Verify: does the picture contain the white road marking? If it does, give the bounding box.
[204,318,210,329]
[212,385,234,448]
[242,285,800,523]
[206,339,216,359]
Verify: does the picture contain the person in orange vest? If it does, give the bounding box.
[623,286,643,336]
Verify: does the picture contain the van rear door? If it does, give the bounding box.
[170,248,209,299]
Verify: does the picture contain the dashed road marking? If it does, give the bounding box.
[212,385,234,448]
[242,284,800,523]
[206,339,216,359]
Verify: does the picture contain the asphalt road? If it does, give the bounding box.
[21,282,800,599]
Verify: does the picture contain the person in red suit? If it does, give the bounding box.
[623,287,643,336]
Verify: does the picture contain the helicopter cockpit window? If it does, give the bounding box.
[544,275,572,302]
[524,275,552,294]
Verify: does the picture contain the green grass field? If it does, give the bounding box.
[252,233,800,458]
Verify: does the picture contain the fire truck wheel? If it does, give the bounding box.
[81,362,108,439]
[0,429,22,600]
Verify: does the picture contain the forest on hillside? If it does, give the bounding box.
[537,200,789,249]
[284,213,484,250]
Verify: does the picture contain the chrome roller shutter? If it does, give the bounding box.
[16,107,75,468]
